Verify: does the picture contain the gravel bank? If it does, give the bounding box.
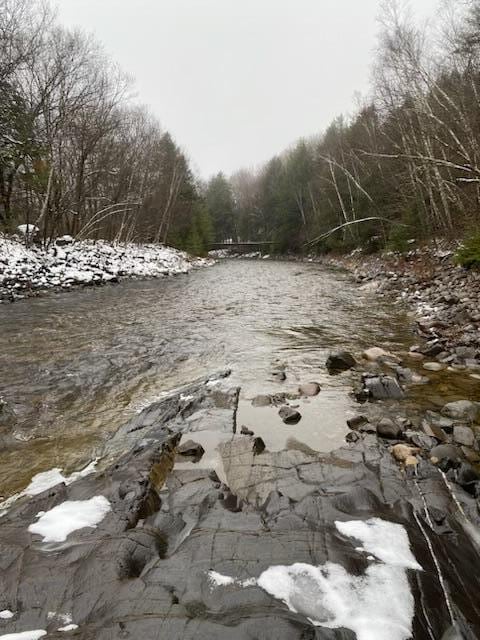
[0,235,212,301]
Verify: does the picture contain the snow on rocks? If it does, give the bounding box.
[28,495,111,542]
[207,518,421,640]
[0,234,212,301]
[0,460,97,517]
[0,632,46,639]
[0,612,14,620]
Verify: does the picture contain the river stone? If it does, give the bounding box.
[442,400,480,422]
[362,347,400,363]
[298,382,321,397]
[453,426,475,448]
[252,394,271,407]
[430,444,463,466]
[406,432,437,450]
[325,351,356,373]
[240,425,254,436]
[422,421,448,443]
[364,375,405,400]
[423,362,446,372]
[177,439,205,461]
[461,447,480,464]
[395,367,413,383]
[278,406,302,425]
[376,418,404,440]
[346,415,369,430]
[455,463,480,496]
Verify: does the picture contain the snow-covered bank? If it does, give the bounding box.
[0,235,213,301]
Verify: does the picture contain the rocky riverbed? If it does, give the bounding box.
[1,252,480,639]
[0,234,212,302]
[1,355,480,639]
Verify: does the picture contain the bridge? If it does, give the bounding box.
[209,241,278,253]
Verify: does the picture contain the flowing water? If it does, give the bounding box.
[0,259,474,499]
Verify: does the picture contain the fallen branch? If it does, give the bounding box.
[304,217,409,246]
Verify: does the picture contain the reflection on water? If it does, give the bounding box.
[0,259,476,498]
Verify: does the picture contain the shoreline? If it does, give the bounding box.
[0,234,213,303]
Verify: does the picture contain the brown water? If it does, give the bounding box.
[0,259,475,499]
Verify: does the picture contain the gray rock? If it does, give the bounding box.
[252,394,272,407]
[376,418,404,440]
[326,351,357,373]
[177,439,205,461]
[455,463,480,495]
[442,400,480,423]
[430,444,463,465]
[423,362,446,372]
[453,426,475,448]
[240,426,254,436]
[278,406,302,425]
[347,415,369,430]
[298,382,321,397]
[406,432,437,450]
[456,346,476,360]
[364,375,405,400]
[422,421,448,443]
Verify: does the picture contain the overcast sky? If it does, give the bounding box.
[57,0,439,179]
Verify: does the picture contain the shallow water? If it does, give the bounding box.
[0,259,475,498]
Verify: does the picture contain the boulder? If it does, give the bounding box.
[453,426,475,448]
[430,444,463,466]
[441,400,480,423]
[177,439,205,461]
[240,426,254,436]
[278,406,302,425]
[376,418,404,440]
[346,415,369,430]
[422,421,448,443]
[326,351,357,373]
[298,382,321,397]
[363,347,400,363]
[423,362,446,372]
[455,463,480,496]
[364,375,405,400]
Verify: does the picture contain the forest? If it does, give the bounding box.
[3,0,480,256]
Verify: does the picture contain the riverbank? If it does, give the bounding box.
[0,234,212,302]
[324,244,480,373]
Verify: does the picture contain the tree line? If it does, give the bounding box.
[206,0,480,253]
[0,0,213,252]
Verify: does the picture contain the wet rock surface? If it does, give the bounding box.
[1,375,480,639]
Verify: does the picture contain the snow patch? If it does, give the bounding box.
[28,495,111,542]
[207,518,421,640]
[0,612,14,620]
[57,625,78,632]
[335,517,422,569]
[0,632,46,639]
[0,460,98,516]
[208,571,236,587]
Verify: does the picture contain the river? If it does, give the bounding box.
[0,259,436,498]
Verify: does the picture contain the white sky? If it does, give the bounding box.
[56,0,439,179]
